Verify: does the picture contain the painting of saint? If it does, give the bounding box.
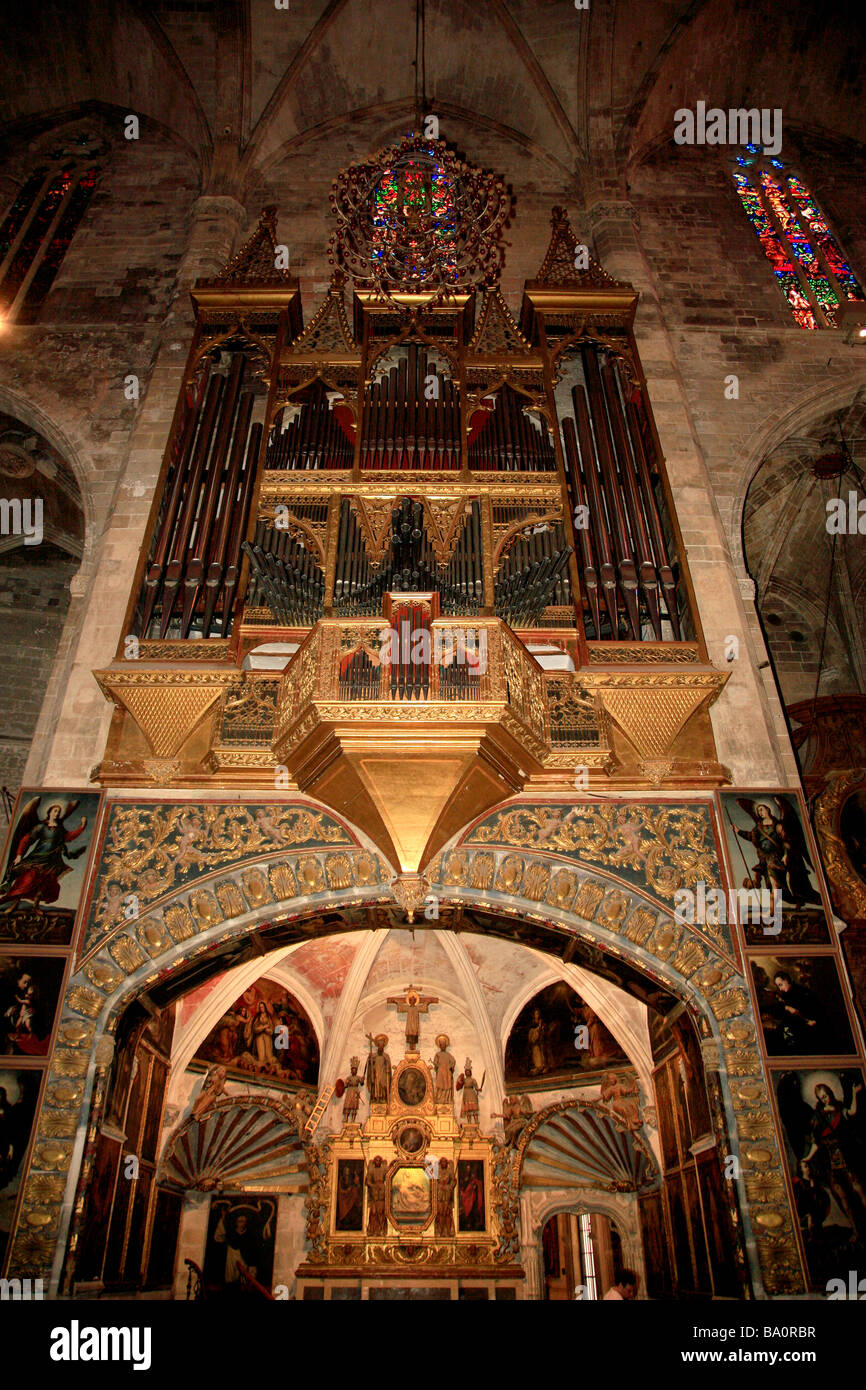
[0,955,66,1057]
[750,956,857,1057]
[0,790,99,945]
[457,1159,485,1233]
[719,791,830,945]
[505,981,627,1087]
[774,1068,866,1288]
[0,1068,42,1268]
[203,1196,277,1298]
[335,1159,364,1232]
[193,976,319,1089]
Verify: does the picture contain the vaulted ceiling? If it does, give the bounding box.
[1,0,863,201]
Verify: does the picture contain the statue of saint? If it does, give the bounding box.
[364,1033,392,1104]
[431,1033,456,1105]
[365,1155,387,1237]
[434,1157,457,1237]
[337,1056,363,1124]
[457,1058,485,1125]
[386,986,438,1051]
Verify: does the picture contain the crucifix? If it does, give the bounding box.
[386,985,438,1052]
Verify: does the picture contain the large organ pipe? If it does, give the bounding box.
[201,384,254,637]
[572,384,620,637]
[562,416,602,639]
[600,358,663,640]
[623,382,682,639]
[265,384,353,470]
[220,420,262,636]
[360,349,462,470]
[156,371,224,635]
[181,353,245,635]
[467,386,556,472]
[580,344,640,639]
[331,497,483,616]
[140,363,211,635]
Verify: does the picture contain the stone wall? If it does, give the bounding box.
[0,546,76,796]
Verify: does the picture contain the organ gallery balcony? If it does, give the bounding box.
[271,611,551,873]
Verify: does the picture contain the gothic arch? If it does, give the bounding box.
[730,374,866,584]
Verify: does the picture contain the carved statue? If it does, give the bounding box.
[386,986,438,1051]
[434,1156,457,1237]
[493,1093,533,1146]
[431,1033,456,1105]
[364,1033,392,1104]
[192,1064,227,1119]
[337,1056,363,1124]
[365,1155,387,1237]
[599,1071,642,1132]
[457,1058,485,1125]
[292,1091,315,1137]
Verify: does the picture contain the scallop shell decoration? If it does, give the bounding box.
[161,1097,308,1192]
[521,1103,654,1191]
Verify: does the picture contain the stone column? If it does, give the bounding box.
[26,196,247,787]
[519,1191,544,1300]
[582,199,799,786]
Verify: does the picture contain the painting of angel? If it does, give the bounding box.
[719,791,830,944]
[0,790,99,944]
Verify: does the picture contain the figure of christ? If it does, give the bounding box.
[365,1156,388,1237]
[434,1157,457,1237]
[386,986,439,1051]
[364,1033,392,1104]
[431,1034,456,1105]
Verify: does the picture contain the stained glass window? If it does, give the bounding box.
[0,163,98,320]
[733,153,864,329]
[370,153,459,285]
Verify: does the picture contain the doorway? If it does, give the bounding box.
[541,1211,623,1300]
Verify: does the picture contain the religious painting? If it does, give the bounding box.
[0,790,100,945]
[457,1159,485,1233]
[749,955,857,1057]
[389,1165,432,1228]
[840,789,866,888]
[203,1195,278,1298]
[0,954,66,1057]
[396,1064,428,1107]
[505,981,628,1088]
[0,1068,43,1270]
[192,976,319,1089]
[397,1124,426,1155]
[718,791,830,945]
[334,1159,364,1232]
[773,1068,866,1289]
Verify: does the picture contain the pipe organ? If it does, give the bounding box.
[126,206,696,653]
[100,187,727,812]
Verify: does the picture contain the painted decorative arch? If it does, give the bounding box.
[7,797,803,1300]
